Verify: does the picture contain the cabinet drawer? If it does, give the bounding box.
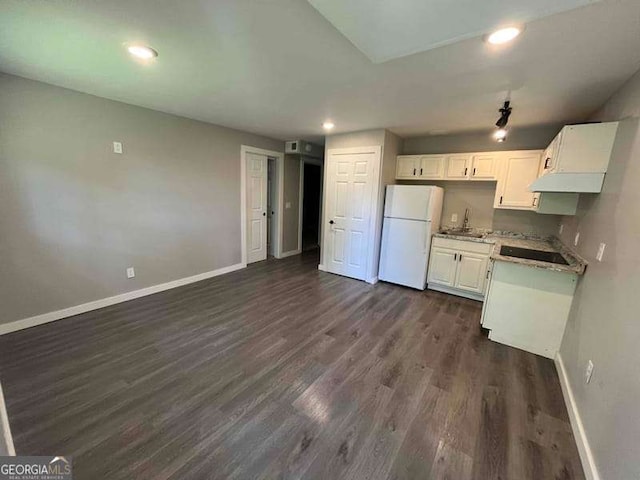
[432,237,493,255]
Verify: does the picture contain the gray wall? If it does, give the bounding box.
[557,69,640,480]
[0,73,283,325]
[402,124,563,154]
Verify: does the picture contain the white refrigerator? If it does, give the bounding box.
[378,185,444,290]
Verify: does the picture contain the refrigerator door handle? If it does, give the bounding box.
[424,221,430,253]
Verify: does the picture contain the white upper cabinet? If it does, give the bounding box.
[396,152,497,181]
[419,155,445,179]
[396,155,420,179]
[543,122,619,174]
[495,152,542,209]
[396,155,445,179]
[531,122,619,193]
[444,154,471,179]
[470,153,498,180]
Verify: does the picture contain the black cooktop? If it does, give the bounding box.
[499,245,569,265]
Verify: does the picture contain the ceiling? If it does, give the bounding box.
[1,0,639,143]
[308,0,598,63]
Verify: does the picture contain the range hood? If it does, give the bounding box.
[529,173,605,193]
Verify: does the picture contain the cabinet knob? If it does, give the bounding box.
[329,220,334,225]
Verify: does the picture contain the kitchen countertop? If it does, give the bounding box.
[433,229,587,275]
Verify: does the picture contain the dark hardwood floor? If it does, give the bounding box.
[0,251,584,479]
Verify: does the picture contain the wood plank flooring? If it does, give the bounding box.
[0,251,584,479]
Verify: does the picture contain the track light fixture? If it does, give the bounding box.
[495,101,512,128]
[493,100,512,142]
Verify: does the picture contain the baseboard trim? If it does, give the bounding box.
[427,283,485,302]
[0,263,246,336]
[280,249,302,258]
[488,331,555,359]
[555,353,600,480]
[367,276,379,285]
[0,383,15,456]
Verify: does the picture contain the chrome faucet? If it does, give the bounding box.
[462,208,470,231]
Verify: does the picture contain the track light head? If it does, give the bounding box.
[495,101,512,128]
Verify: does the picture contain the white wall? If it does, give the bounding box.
[558,68,640,480]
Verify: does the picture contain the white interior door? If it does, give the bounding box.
[246,152,268,263]
[324,148,378,281]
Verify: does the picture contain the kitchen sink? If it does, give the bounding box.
[499,245,569,265]
[440,230,485,239]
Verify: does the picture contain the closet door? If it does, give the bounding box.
[323,146,380,281]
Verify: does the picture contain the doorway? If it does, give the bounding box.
[267,158,277,256]
[241,146,284,265]
[301,163,322,251]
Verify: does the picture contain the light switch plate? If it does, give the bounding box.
[596,243,606,262]
[451,213,458,223]
[574,232,580,246]
[126,267,135,279]
[113,141,123,154]
[585,360,594,384]
[285,202,291,209]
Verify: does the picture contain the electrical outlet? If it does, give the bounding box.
[596,243,606,262]
[574,232,580,246]
[126,267,135,279]
[113,141,123,154]
[451,213,458,223]
[585,360,594,384]
[559,224,564,235]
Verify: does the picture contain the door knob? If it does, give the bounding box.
[329,220,334,224]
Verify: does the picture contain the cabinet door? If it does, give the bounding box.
[470,153,498,180]
[454,252,489,294]
[541,132,561,173]
[427,248,458,287]
[419,155,445,179]
[445,155,471,179]
[396,156,419,179]
[495,153,541,209]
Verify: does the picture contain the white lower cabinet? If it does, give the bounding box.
[455,252,489,294]
[481,260,578,359]
[427,237,491,300]
[428,247,457,286]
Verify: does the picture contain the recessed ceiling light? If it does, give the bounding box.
[486,26,522,45]
[127,45,158,60]
[493,128,508,142]
[322,121,335,130]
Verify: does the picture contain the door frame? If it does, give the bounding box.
[297,157,324,253]
[240,145,284,265]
